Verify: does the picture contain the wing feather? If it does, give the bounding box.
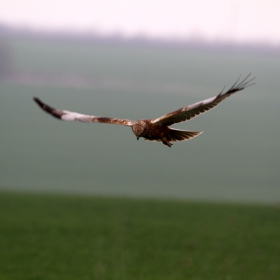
[151,74,255,126]
[33,97,134,126]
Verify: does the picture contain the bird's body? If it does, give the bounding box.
[33,75,254,147]
[130,120,201,147]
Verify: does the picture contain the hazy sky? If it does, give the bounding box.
[1,0,280,44]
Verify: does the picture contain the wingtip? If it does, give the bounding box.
[33,96,42,105]
[33,96,40,103]
[220,74,256,95]
[33,97,48,110]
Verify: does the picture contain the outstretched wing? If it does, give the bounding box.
[151,74,255,126]
[33,97,134,126]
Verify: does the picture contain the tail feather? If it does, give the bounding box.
[168,128,202,142]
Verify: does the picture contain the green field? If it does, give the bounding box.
[0,191,279,279]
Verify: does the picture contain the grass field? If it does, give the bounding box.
[0,191,279,279]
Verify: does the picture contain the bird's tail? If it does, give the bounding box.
[168,128,203,142]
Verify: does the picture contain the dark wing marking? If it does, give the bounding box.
[33,97,134,126]
[151,74,255,126]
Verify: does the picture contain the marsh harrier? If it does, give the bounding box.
[33,75,254,147]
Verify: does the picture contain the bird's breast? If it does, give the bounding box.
[143,123,169,140]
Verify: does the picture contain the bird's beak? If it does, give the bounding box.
[137,137,139,140]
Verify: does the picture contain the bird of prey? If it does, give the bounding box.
[33,75,254,147]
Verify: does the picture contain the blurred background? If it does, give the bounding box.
[0,0,279,203]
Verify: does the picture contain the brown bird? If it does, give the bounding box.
[33,75,254,147]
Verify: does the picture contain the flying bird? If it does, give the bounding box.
[33,75,254,147]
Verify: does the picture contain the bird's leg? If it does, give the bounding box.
[161,137,172,147]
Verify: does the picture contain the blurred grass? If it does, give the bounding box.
[0,191,279,279]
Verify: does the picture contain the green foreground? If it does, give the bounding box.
[0,191,279,280]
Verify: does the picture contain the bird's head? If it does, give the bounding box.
[132,122,146,140]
